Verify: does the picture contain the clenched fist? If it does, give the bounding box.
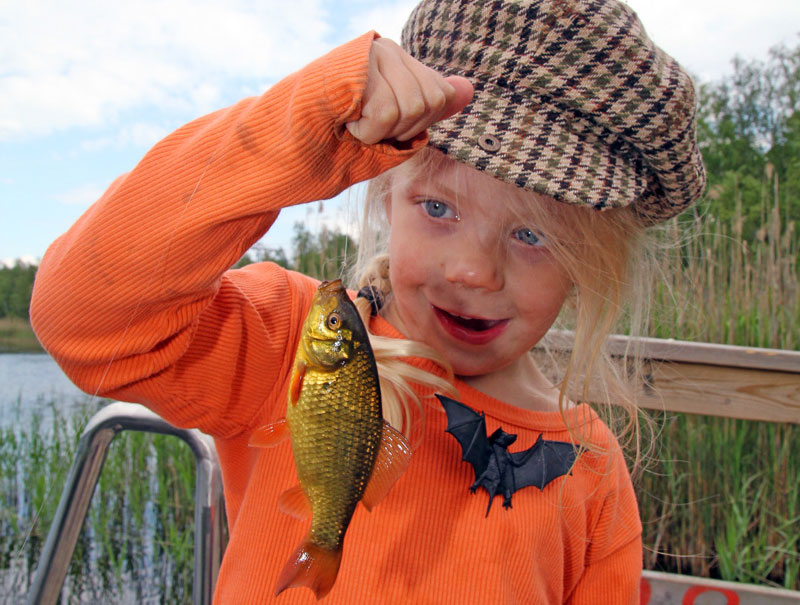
[346,38,474,145]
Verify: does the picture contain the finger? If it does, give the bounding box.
[346,69,401,145]
[391,70,474,141]
[391,63,455,141]
[374,44,433,141]
[439,75,474,121]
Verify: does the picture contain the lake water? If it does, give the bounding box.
[0,352,94,427]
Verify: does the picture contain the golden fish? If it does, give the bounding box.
[250,279,411,599]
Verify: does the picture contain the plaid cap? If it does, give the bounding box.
[401,0,706,223]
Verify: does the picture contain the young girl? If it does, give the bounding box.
[30,0,705,602]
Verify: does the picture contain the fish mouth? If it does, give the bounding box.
[432,306,509,345]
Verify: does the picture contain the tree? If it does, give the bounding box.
[696,39,800,239]
[234,243,290,269]
[0,261,38,319]
[291,222,356,281]
[233,224,357,282]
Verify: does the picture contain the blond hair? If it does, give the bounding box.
[350,148,658,467]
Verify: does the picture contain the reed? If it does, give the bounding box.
[637,414,799,589]
[0,398,196,603]
[651,170,798,350]
[636,167,799,589]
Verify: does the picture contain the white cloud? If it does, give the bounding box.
[345,0,419,42]
[0,0,334,141]
[81,122,171,152]
[626,0,800,81]
[53,183,107,206]
[2,255,39,268]
[3,0,797,145]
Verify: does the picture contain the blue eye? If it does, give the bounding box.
[514,228,544,246]
[421,200,456,219]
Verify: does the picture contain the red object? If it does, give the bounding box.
[683,585,740,605]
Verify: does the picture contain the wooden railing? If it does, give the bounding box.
[539,331,800,424]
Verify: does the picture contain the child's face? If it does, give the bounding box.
[384,157,572,377]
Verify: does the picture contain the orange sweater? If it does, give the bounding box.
[31,32,642,604]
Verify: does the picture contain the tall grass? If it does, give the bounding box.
[0,399,196,603]
[652,170,798,350]
[637,414,799,589]
[637,168,799,589]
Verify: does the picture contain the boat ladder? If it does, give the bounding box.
[27,402,226,605]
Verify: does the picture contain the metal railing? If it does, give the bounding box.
[27,402,227,605]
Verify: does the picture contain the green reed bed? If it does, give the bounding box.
[638,175,799,590]
[652,175,798,350]
[0,400,196,603]
[637,415,799,589]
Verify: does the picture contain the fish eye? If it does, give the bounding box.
[327,312,341,330]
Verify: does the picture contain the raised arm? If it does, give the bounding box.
[30,32,469,436]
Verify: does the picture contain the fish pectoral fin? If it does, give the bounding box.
[290,361,306,407]
[361,421,412,511]
[249,419,289,448]
[278,485,311,521]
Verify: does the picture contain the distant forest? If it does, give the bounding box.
[2,39,798,320]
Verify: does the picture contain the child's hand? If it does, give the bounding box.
[346,38,474,145]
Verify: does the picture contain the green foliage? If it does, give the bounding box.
[0,399,196,603]
[236,222,356,281]
[234,243,289,269]
[636,415,799,590]
[0,262,37,319]
[697,39,800,239]
[291,222,355,281]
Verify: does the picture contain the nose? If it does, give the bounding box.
[444,235,504,292]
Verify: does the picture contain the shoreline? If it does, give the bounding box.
[0,317,43,353]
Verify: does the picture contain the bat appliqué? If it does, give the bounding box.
[437,395,578,515]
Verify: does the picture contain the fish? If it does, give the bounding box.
[250,279,411,600]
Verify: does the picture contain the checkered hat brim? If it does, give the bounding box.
[402,0,706,222]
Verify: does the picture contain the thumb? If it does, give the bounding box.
[439,76,474,122]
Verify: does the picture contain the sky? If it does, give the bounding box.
[2,0,799,267]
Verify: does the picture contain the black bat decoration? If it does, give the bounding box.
[437,394,577,515]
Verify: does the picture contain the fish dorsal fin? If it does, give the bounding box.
[249,418,289,448]
[361,421,412,511]
[278,485,311,521]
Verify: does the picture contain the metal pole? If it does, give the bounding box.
[27,402,226,605]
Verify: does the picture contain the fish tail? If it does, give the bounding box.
[274,538,342,600]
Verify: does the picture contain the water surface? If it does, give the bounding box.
[0,353,92,427]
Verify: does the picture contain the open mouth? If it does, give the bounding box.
[432,306,509,345]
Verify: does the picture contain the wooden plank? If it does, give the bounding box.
[542,330,800,373]
[631,360,800,424]
[642,570,800,604]
[535,332,800,424]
